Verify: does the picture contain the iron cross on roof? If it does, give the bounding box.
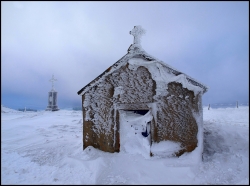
[130,25,146,45]
[49,74,57,91]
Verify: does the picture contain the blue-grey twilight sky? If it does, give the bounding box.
[1,1,249,110]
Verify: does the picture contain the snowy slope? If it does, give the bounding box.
[1,105,21,113]
[1,106,249,184]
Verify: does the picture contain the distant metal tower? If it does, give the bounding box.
[46,74,59,111]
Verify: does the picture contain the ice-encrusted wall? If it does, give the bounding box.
[82,56,204,155]
[155,82,200,155]
[82,63,155,152]
[83,79,114,134]
[82,79,116,152]
[110,65,155,104]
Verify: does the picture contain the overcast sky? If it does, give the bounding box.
[1,1,249,110]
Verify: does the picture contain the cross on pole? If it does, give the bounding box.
[130,25,146,45]
[49,74,57,91]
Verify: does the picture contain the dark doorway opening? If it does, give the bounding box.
[125,110,149,115]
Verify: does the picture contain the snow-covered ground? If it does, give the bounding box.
[1,105,249,184]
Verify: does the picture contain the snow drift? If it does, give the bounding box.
[1,106,249,184]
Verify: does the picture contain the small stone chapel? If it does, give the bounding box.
[77,26,208,157]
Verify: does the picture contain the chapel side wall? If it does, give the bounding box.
[82,94,94,150]
[154,82,199,156]
[82,81,118,153]
[195,92,204,157]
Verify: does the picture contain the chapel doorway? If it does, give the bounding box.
[119,109,152,157]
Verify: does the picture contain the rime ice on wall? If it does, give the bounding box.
[127,57,202,155]
[128,58,203,97]
[83,79,116,152]
[84,80,114,134]
[155,82,200,154]
[82,63,156,152]
[110,65,155,104]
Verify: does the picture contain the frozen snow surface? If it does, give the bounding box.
[1,105,21,113]
[1,106,249,184]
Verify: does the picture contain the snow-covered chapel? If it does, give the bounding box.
[77,26,208,157]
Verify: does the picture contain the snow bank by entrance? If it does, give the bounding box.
[119,110,152,158]
[151,140,182,158]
